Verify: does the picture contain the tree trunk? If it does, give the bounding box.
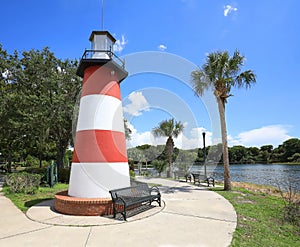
[56,144,66,171]
[166,136,174,178]
[7,149,12,173]
[39,153,42,168]
[216,96,231,190]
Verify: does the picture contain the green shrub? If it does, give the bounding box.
[141,171,150,177]
[129,170,135,178]
[4,172,41,194]
[24,167,47,183]
[25,155,39,167]
[283,201,300,227]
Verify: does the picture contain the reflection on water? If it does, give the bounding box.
[191,164,300,191]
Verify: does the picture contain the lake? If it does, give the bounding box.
[200,164,300,191]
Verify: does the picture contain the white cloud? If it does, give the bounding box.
[114,35,127,53]
[228,125,292,147]
[123,91,150,116]
[224,5,238,17]
[158,44,167,51]
[126,124,213,150]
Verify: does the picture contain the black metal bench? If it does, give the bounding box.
[109,183,161,221]
[191,173,215,187]
[174,171,191,182]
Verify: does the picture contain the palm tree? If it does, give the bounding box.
[191,50,256,190]
[152,118,184,177]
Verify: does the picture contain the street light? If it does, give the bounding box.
[202,132,207,177]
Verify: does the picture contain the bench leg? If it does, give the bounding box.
[122,212,127,221]
[121,207,127,221]
[113,205,117,218]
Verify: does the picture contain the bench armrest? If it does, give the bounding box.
[114,196,126,206]
[150,186,160,195]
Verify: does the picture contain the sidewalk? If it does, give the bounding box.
[0,177,237,247]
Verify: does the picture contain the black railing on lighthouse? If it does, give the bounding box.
[81,49,126,69]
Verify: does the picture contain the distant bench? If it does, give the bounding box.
[109,183,161,221]
[174,171,191,182]
[191,173,215,187]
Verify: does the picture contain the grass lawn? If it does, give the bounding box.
[214,183,300,247]
[2,183,69,212]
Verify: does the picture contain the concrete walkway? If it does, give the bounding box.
[0,177,237,247]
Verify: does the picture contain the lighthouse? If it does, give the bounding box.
[68,31,130,198]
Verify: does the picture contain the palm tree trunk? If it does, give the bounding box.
[166,136,174,178]
[216,96,231,190]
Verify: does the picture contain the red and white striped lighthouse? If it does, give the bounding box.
[68,31,130,198]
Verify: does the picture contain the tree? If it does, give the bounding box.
[0,45,26,172]
[19,48,81,169]
[49,58,81,169]
[124,119,132,140]
[229,145,249,164]
[152,118,184,177]
[281,138,300,161]
[136,144,161,170]
[0,45,81,171]
[192,50,256,190]
[288,153,300,162]
[152,159,167,177]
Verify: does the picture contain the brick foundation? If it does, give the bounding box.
[54,191,114,216]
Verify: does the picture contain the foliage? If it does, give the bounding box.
[124,119,132,140]
[4,172,41,194]
[152,118,184,177]
[192,50,256,190]
[25,155,40,167]
[215,184,300,246]
[227,138,300,164]
[277,179,300,227]
[129,170,135,178]
[152,159,167,177]
[273,138,300,163]
[0,45,81,170]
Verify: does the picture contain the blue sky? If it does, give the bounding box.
[1,0,299,149]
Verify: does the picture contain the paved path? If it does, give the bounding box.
[0,177,237,247]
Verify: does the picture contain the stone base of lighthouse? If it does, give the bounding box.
[54,191,114,216]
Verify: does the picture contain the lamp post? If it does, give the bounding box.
[202,132,207,177]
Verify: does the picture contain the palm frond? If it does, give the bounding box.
[152,118,184,139]
[235,70,256,88]
[192,50,256,99]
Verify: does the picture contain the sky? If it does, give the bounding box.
[1,0,299,150]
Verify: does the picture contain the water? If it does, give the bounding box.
[190,164,300,191]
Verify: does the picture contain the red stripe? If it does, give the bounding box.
[72,129,128,163]
[81,66,122,100]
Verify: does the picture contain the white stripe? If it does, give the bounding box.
[76,95,125,132]
[68,162,130,198]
